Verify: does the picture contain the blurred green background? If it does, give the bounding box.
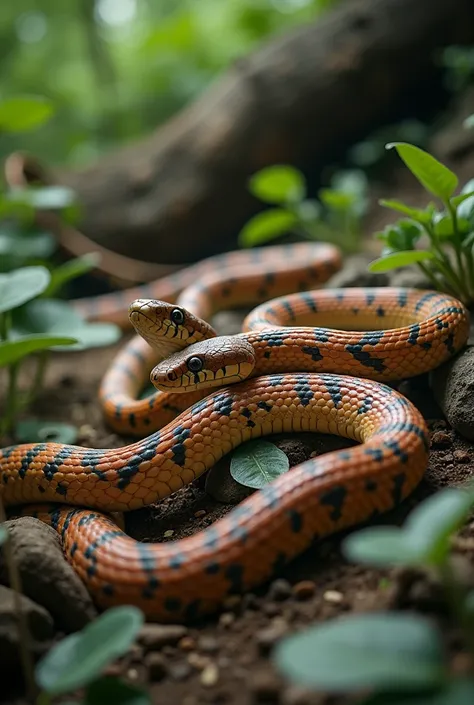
[0,0,337,167]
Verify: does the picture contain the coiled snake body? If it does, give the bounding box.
[0,243,469,621]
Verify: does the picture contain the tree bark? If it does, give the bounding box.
[51,0,474,264]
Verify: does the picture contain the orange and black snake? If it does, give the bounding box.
[0,242,470,621]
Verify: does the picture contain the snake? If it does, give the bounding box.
[0,242,470,622]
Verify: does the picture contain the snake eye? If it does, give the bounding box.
[170,308,185,325]
[187,356,203,373]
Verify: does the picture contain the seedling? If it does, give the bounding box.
[238,164,368,253]
[369,142,474,305]
[274,486,474,704]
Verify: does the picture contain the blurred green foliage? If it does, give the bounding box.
[0,0,337,167]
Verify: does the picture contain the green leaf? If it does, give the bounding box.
[457,180,474,222]
[0,526,8,545]
[0,266,50,314]
[379,199,432,223]
[248,166,305,204]
[35,606,144,696]
[0,230,56,261]
[0,335,77,366]
[360,679,474,705]
[238,209,298,247]
[0,95,54,133]
[464,114,474,130]
[274,612,445,693]
[230,440,289,489]
[369,250,434,272]
[86,677,151,705]
[295,199,321,223]
[386,143,458,200]
[17,186,77,211]
[16,420,78,444]
[405,487,474,564]
[344,487,474,568]
[319,189,355,210]
[44,254,101,297]
[451,190,474,208]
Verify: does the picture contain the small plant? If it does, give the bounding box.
[274,486,474,704]
[33,605,148,704]
[0,95,121,441]
[369,142,474,306]
[238,164,368,253]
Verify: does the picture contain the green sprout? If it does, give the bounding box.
[368,142,474,305]
[274,486,474,704]
[238,164,368,254]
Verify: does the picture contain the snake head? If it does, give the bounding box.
[128,299,216,352]
[150,336,256,392]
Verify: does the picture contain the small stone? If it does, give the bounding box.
[282,685,313,705]
[268,579,292,601]
[188,652,209,669]
[164,530,175,538]
[198,635,219,653]
[194,510,206,518]
[0,518,97,632]
[127,667,139,681]
[138,624,188,650]
[454,449,471,464]
[323,589,343,603]
[179,636,196,651]
[292,580,316,600]
[256,619,288,654]
[250,669,282,702]
[430,431,452,448]
[201,663,219,687]
[145,652,168,681]
[169,662,192,681]
[262,602,281,618]
[223,594,242,611]
[103,663,123,678]
[219,612,235,628]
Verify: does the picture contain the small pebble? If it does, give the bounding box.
[454,449,471,464]
[219,612,235,628]
[194,509,207,518]
[145,652,168,681]
[293,580,316,600]
[323,589,343,603]
[223,595,242,611]
[164,530,175,538]
[268,579,292,602]
[169,662,192,681]
[250,669,282,702]
[179,636,196,652]
[262,602,281,618]
[138,624,188,650]
[200,663,219,687]
[103,663,123,678]
[282,685,313,705]
[256,619,288,655]
[127,667,139,681]
[430,431,452,449]
[188,652,209,669]
[198,635,219,654]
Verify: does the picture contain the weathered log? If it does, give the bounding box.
[51,0,474,264]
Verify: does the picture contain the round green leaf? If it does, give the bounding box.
[35,606,144,696]
[274,613,445,693]
[405,487,474,564]
[69,322,122,350]
[0,95,54,133]
[360,679,474,705]
[319,189,355,211]
[86,677,151,705]
[0,525,8,546]
[368,250,434,272]
[230,440,289,489]
[0,266,51,314]
[451,190,474,209]
[248,166,305,204]
[343,527,422,567]
[0,231,56,261]
[386,143,458,200]
[0,335,77,366]
[16,420,78,444]
[238,209,298,247]
[379,199,432,223]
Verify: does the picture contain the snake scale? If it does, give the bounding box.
[0,242,470,621]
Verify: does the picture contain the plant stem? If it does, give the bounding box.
[0,496,37,699]
[423,222,469,300]
[1,362,20,438]
[439,558,474,663]
[23,351,50,410]
[447,201,469,295]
